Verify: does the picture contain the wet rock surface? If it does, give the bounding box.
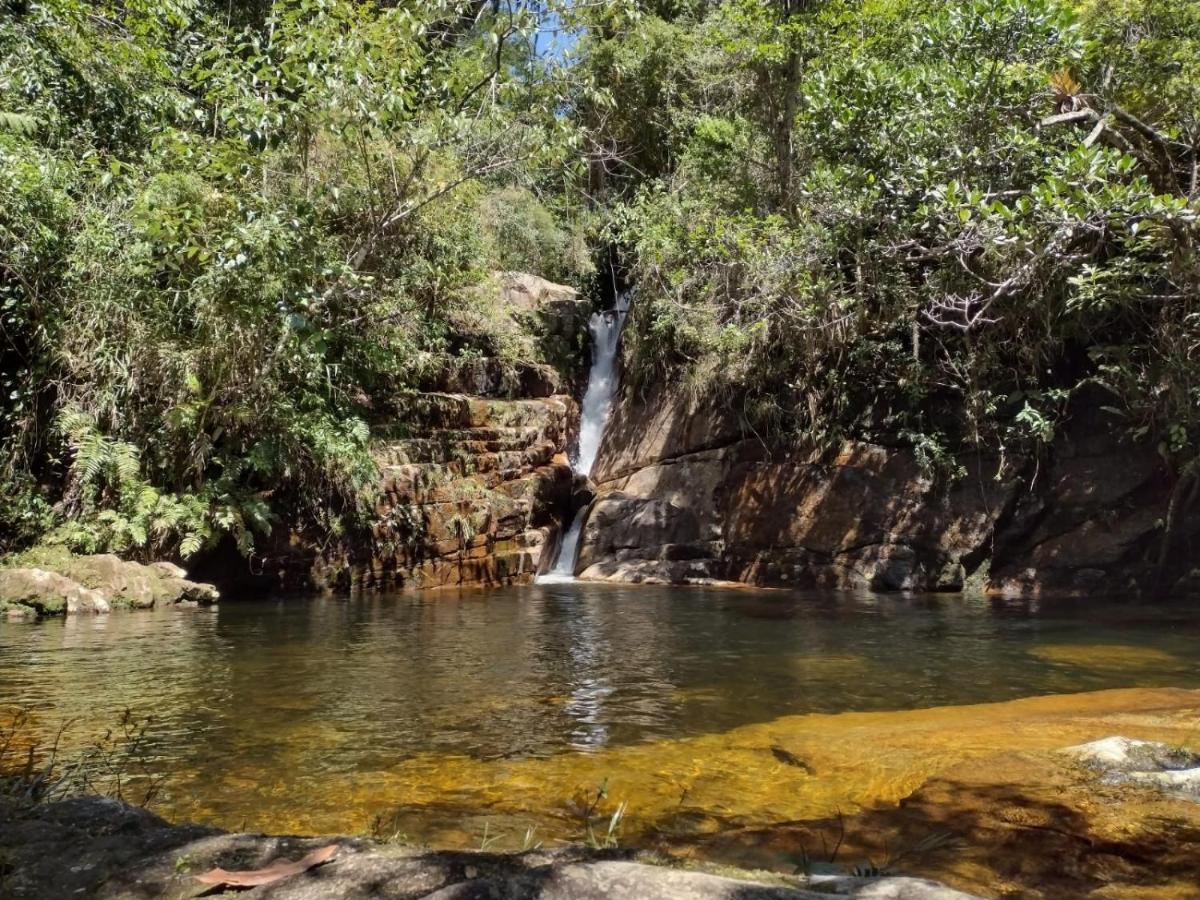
[308,393,579,593]
[578,382,1200,598]
[684,732,1200,899]
[0,797,979,900]
[574,492,704,574]
[1064,736,1200,798]
[0,550,218,619]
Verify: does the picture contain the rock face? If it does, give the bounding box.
[0,796,980,900]
[427,272,591,397]
[0,550,218,619]
[575,382,1199,597]
[199,274,589,596]
[418,356,564,399]
[287,392,579,593]
[983,391,1191,598]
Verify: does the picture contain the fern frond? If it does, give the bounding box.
[136,484,160,513]
[78,432,110,486]
[127,521,148,547]
[111,441,141,486]
[0,111,39,136]
[56,407,94,440]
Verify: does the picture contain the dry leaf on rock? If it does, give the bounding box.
[193,843,339,888]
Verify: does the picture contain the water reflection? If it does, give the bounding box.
[2,584,1199,835]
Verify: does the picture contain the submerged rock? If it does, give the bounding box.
[0,796,981,900]
[0,549,218,619]
[1063,736,1200,798]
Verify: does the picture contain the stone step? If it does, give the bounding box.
[371,393,573,432]
[370,424,541,445]
[372,430,542,464]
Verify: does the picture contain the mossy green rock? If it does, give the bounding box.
[0,568,108,617]
[0,549,218,618]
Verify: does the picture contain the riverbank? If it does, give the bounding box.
[0,549,219,619]
[0,796,978,900]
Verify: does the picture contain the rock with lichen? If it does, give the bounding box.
[0,548,218,619]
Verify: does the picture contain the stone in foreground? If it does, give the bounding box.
[0,797,980,900]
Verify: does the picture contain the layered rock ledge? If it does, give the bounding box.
[309,392,578,593]
[196,273,590,595]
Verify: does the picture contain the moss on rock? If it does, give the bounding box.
[0,549,217,619]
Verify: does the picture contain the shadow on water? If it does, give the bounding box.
[678,766,1200,898]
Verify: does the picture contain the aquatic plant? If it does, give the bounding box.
[0,707,163,809]
[585,801,627,851]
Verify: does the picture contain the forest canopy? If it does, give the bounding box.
[1,0,1197,558]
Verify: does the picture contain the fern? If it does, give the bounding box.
[0,111,38,136]
[49,409,263,560]
[179,533,203,558]
[77,431,110,488]
[111,442,141,486]
[136,485,160,513]
[127,521,147,548]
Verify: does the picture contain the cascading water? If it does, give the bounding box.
[537,293,629,583]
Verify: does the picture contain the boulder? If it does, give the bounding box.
[496,272,592,378]
[0,568,109,617]
[52,553,219,609]
[149,561,188,580]
[1063,736,1200,798]
[0,549,218,618]
[496,271,587,328]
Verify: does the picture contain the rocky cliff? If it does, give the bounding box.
[212,274,588,595]
[318,391,578,592]
[575,382,1200,599]
[198,270,1200,601]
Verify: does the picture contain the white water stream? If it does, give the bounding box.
[537,293,629,583]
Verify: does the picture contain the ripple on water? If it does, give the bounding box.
[156,687,1200,848]
[4,585,1200,843]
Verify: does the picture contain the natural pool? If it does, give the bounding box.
[2,583,1200,849]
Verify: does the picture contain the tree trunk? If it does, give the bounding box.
[773,0,812,215]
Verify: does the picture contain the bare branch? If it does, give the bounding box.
[1040,109,1097,128]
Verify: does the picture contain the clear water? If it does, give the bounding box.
[2,584,1199,839]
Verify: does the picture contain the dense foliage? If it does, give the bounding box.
[1,0,1197,559]
[0,0,592,556]
[586,0,1198,477]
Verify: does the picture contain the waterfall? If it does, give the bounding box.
[537,293,629,583]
